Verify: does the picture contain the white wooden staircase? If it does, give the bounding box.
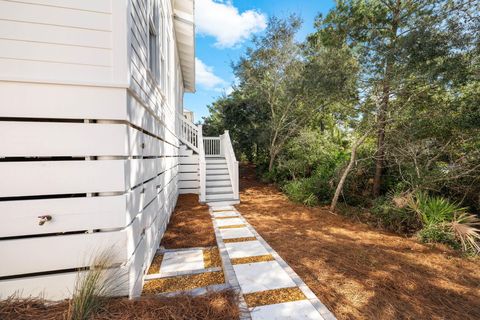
[178,114,239,204]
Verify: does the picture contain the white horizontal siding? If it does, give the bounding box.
[17,0,112,13]
[0,82,127,119]
[0,38,111,66]
[0,0,187,301]
[0,0,128,86]
[0,121,176,158]
[0,195,128,237]
[0,233,147,300]
[0,20,112,49]
[0,160,126,197]
[1,220,137,277]
[0,1,112,31]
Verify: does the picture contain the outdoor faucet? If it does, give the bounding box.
[38,215,52,226]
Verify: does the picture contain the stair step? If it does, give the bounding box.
[206,193,235,201]
[206,186,233,193]
[206,158,226,163]
[206,163,228,169]
[206,174,230,181]
[179,149,193,156]
[206,169,229,175]
[206,180,231,187]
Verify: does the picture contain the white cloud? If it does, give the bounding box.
[196,58,225,89]
[196,0,267,48]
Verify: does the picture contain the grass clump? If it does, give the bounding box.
[68,250,124,320]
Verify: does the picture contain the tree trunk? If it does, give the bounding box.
[331,131,370,212]
[372,0,401,197]
[268,154,275,172]
[372,83,389,197]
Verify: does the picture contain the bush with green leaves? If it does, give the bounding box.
[407,192,480,254]
[282,177,319,206]
[418,224,459,249]
[370,196,420,234]
[276,128,348,181]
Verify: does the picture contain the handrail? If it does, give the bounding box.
[198,125,206,202]
[220,130,239,200]
[177,113,199,153]
[203,136,221,156]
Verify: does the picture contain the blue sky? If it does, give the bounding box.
[184,0,336,122]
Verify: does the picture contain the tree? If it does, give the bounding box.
[314,0,479,197]
[234,15,313,171]
[203,91,270,162]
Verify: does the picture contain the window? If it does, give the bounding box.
[160,11,166,92]
[148,0,159,82]
[167,34,171,103]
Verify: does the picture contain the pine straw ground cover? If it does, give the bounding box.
[143,272,226,294]
[237,165,480,320]
[160,194,216,249]
[243,287,306,308]
[0,291,240,320]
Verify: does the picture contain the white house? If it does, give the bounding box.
[0,0,238,300]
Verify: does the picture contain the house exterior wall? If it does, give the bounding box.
[0,0,192,300]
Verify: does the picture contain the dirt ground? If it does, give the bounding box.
[237,165,480,320]
[161,194,216,249]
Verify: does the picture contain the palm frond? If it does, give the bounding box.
[450,212,480,254]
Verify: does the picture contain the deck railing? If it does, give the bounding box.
[177,113,199,153]
[203,137,221,157]
[177,113,238,202]
[220,130,239,200]
[198,125,206,202]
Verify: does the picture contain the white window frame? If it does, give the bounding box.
[147,0,159,83]
[160,10,166,94]
[167,33,171,104]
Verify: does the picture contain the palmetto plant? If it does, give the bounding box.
[450,212,480,254]
[408,192,480,254]
[408,192,465,226]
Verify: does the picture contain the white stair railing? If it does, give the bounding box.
[198,125,206,202]
[220,130,239,200]
[177,113,199,153]
[203,137,221,157]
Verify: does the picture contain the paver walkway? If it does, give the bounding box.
[208,204,336,320]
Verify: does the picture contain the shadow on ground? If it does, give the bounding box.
[237,165,480,320]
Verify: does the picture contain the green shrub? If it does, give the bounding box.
[283,178,318,206]
[303,193,319,207]
[371,196,420,234]
[407,192,480,254]
[418,224,459,249]
[407,192,466,226]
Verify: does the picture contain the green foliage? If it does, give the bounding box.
[202,1,480,255]
[283,178,319,206]
[407,193,480,254]
[203,92,269,162]
[371,196,420,234]
[407,192,466,227]
[418,224,459,248]
[277,128,348,180]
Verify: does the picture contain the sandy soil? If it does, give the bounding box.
[161,194,216,249]
[237,165,480,320]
